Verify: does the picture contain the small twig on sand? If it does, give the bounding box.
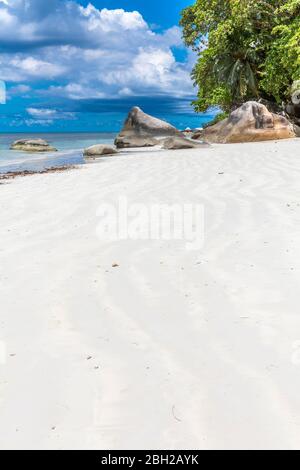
[172,405,182,422]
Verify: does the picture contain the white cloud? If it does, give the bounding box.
[27,108,56,118]
[44,83,107,100]
[0,0,194,101]
[10,57,66,78]
[10,84,31,94]
[26,107,76,121]
[118,87,134,97]
[79,6,147,32]
[0,7,13,25]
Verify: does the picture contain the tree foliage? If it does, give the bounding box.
[180,0,300,112]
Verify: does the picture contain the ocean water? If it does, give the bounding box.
[0,112,214,174]
[0,133,116,174]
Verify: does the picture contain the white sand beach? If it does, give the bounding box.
[1,139,300,450]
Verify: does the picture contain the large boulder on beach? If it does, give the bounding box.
[163,136,210,150]
[84,144,118,158]
[115,106,180,148]
[10,139,57,152]
[197,102,296,144]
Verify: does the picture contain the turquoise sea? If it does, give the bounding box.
[0,112,215,174]
[0,132,116,174]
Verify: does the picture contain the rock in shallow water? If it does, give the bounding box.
[10,139,57,152]
[84,144,118,158]
[196,101,296,144]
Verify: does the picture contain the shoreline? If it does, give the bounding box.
[1,136,298,180]
[0,133,116,175]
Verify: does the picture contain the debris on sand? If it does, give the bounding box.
[0,166,76,182]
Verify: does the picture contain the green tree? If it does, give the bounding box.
[180,0,300,112]
[261,1,300,102]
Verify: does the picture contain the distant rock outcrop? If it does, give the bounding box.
[196,102,296,144]
[84,144,118,157]
[163,136,210,150]
[10,139,57,152]
[115,107,180,148]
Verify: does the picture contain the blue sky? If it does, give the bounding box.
[0,0,203,132]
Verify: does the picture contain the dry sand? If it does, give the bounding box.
[0,139,300,450]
